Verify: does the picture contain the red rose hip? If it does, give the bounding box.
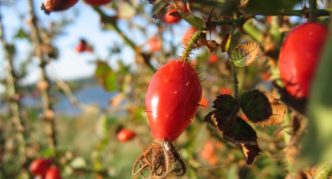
[45,166,61,179]
[29,158,52,177]
[163,9,181,24]
[279,22,327,98]
[145,60,202,141]
[84,0,111,6]
[117,129,136,142]
[41,0,79,14]
[147,36,162,52]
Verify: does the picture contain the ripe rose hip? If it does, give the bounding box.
[209,53,218,64]
[41,0,79,14]
[29,158,52,177]
[84,0,111,6]
[75,39,93,53]
[147,36,162,52]
[117,129,136,142]
[219,88,232,95]
[145,60,202,141]
[200,141,218,165]
[279,22,327,98]
[163,9,181,24]
[199,96,209,107]
[45,166,61,179]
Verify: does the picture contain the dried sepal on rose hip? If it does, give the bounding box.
[132,59,202,178]
[41,0,79,15]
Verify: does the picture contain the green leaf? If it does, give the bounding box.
[104,72,117,91]
[152,0,168,18]
[227,164,238,179]
[239,90,272,123]
[182,14,205,30]
[40,148,56,158]
[244,0,302,14]
[231,41,261,68]
[300,23,332,168]
[95,61,117,92]
[14,28,29,39]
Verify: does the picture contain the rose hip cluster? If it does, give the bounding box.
[29,159,61,179]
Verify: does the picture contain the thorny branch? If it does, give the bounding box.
[0,3,29,168]
[93,7,156,72]
[27,0,57,154]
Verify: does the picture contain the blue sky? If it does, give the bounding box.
[0,0,191,87]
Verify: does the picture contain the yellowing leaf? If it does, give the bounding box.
[263,92,287,126]
[231,41,261,67]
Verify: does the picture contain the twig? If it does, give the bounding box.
[253,9,329,17]
[309,0,318,21]
[56,80,81,107]
[92,7,156,72]
[27,0,57,154]
[0,3,28,167]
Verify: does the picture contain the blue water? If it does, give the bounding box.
[19,86,116,116]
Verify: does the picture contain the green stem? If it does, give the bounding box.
[209,17,248,27]
[181,30,203,62]
[94,7,136,49]
[208,9,328,27]
[309,0,317,21]
[27,0,57,155]
[254,9,329,17]
[230,62,239,98]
